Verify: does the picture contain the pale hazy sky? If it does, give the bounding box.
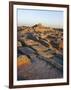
[17,9,63,28]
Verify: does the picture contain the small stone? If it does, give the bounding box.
[17,41,22,47]
[17,55,31,66]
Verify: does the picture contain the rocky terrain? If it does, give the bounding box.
[17,23,63,80]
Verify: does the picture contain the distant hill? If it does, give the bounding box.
[17,23,63,35]
[32,23,49,33]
